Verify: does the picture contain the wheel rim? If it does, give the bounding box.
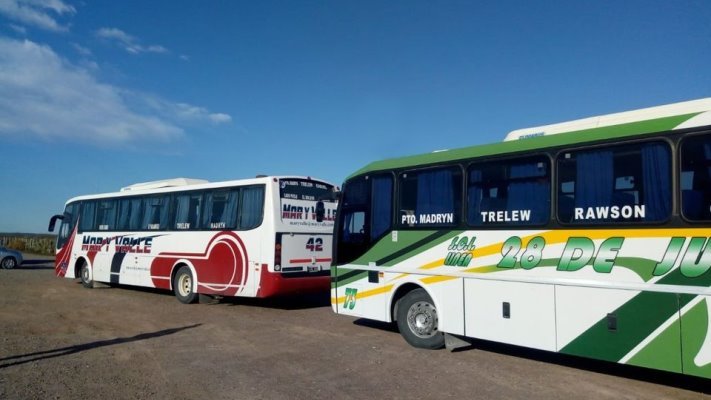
[2,258,15,269]
[82,265,90,282]
[178,273,192,297]
[406,300,438,338]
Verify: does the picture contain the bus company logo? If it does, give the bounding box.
[444,235,476,267]
[282,204,336,222]
[82,235,154,254]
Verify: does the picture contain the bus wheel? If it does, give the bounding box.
[1,256,17,269]
[396,288,444,349]
[173,266,198,304]
[80,263,93,288]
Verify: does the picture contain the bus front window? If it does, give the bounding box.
[337,177,370,264]
[57,202,79,250]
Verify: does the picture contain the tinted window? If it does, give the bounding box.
[95,200,117,231]
[203,190,239,230]
[117,197,143,231]
[371,175,393,240]
[337,177,370,264]
[79,201,96,232]
[239,186,265,230]
[468,156,550,226]
[57,202,79,248]
[141,195,171,230]
[557,141,671,224]
[681,133,711,221]
[398,166,462,227]
[174,192,202,230]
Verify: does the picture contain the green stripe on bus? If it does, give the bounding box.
[350,230,462,267]
[378,231,461,267]
[679,296,711,379]
[626,317,682,373]
[560,269,711,363]
[348,113,699,178]
[560,291,679,362]
[332,268,368,286]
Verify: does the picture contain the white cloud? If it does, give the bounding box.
[0,0,75,32]
[174,103,233,124]
[71,42,90,56]
[96,27,169,55]
[9,23,26,34]
[208,113,232,124]
[0,36,196,144]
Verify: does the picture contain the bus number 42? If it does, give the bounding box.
[306,237,323,252]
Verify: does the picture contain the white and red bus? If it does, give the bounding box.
[48,176,337,303]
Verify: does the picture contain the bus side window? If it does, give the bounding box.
[238,186,265,230]
[202,190,236,230]
[96,200,117,231]
[681,133,711,221]
[467,156,550,226]
[174,192,203,230]
[398,167,462,228]
[557,141,671,224]
[142,195,171,230]
[117,197,143,231]
[79,201,96,233]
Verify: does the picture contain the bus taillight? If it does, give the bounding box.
[274,238,282,271]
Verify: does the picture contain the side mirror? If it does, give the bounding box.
[48,214,64,232]
[315,201,325,222]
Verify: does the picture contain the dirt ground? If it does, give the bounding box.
[0,254,709,400]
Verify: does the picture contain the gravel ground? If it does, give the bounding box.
[0,255,709,399]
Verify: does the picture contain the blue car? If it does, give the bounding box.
[0,246,23,269]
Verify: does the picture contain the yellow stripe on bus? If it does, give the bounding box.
[333,284,394,304]
[332,275,456,304]
[419,227,711,272]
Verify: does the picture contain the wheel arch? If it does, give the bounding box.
[169,260,198,292]
[73,256,89,279]
[390,281,437,323]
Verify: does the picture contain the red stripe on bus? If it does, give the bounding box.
[289,258,332,263]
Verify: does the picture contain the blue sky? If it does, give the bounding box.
[1,0,710,233]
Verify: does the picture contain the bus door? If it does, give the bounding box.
[334,174,393,320]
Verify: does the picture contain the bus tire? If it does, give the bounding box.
[173,266,198,304]
[80,262,93,288]
[1,256,17,269]
[396,288,444,349]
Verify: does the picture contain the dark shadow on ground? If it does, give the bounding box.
[350,325,710,394]
[0,324,201,369]
[353,318,399,333]
[469,338,710,393]
[2,258,55,270]
[81,283,331,310]
[21,259,53,266]
[218,292,330,310]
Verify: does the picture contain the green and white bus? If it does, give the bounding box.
[331,98,711,379]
